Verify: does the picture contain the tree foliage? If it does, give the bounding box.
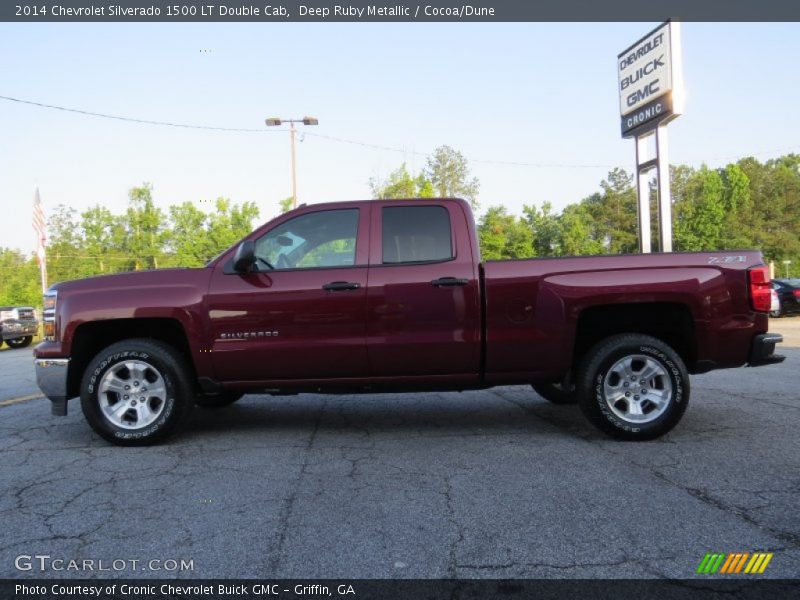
[0,184,260,306]
[369,164,435,199]
[477,206,533,260]
[424,146,480,208]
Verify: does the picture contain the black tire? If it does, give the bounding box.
[80,339,195,446]
[6,336,33,349]
[195,392,244,409]
[576,334,690,441]
[532,382,577,404]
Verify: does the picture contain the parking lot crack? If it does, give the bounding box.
[266,399,325,574]
[443,475,465,578]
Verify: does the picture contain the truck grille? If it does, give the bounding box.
[17,308,35,320]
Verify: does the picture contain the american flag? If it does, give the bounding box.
[33,187,48,293]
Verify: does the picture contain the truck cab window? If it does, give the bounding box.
[255,209,359,270]
[382,206,453,264]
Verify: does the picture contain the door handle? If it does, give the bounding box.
[431,277,468,287]
[322,281,361,291]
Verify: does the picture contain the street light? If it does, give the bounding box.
[783,260,792,278]
[265,116,318,209]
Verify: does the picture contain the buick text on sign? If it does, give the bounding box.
[618,22,672,116]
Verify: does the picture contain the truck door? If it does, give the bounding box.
[207,206,370,382]
[366,203,481,378]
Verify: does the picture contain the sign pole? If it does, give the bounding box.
[635,134,652,253]
[655,124,673,252]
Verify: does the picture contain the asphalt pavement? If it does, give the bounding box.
[1,320,798,579]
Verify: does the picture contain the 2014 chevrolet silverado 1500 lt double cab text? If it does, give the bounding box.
[33,199,785,445]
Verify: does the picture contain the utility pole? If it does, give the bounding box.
[265,116,319,209]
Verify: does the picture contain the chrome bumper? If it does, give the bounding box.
[2,322,37,338]
[34,358,70,416]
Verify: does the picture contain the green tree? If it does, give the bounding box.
[80,205,122,274]
[123,184,166,270]
[167,198,260,266]
[477,206,533,260]
[524,202,561,257]
[559,204,603,256]
[369,164,435,199]
[279,197,294,213]
[673,166,726,251]
[205,198,260,259]
[167,202,209,267]
[585,168,638,254]
[0,249,40,306]
[718,163,753,250]
[47,204,84,284]
[423,146,480,208]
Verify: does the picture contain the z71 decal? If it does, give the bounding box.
[707,255,747,264]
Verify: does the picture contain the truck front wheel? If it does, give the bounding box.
[80,339,195,446]
[576,334,690,441]
[6,336,33,349]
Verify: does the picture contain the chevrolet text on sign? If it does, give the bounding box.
[618,20,682,137]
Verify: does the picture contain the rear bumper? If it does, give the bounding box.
[34,358,70,415]
[747,333,785,367]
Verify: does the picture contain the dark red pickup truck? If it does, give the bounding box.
[34,199,784,445]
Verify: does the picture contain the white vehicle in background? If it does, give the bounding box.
[0,306,38,349]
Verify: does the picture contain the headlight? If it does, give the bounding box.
[43,291,57,341]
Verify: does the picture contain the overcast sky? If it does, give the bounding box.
[1,22,798,254]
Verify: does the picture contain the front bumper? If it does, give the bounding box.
[34,358,70,415]
[2,321,37,340]
[748,333,785,367]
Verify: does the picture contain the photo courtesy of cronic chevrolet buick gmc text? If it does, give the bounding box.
[33,199,785,445]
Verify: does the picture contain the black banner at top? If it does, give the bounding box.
[4,0,800,22]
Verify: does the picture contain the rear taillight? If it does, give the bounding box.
[748,266,772,312]
[794,289,800,299]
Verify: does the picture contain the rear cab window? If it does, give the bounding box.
[381,205,453,264]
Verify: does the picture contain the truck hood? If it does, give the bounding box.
[50,267,212,295]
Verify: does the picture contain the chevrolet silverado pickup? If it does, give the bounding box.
[33,199,784,445]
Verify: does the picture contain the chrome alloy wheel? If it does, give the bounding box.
[602,354,673,424]
[98,360,167,430]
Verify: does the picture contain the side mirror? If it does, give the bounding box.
[232,240,256,273]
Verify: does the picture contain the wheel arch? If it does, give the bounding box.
[572,302,697,373]
[67,318,195,399]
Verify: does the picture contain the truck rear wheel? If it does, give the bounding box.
[6,336,33,349]
[80,339,194,446]
[576,334,689,441]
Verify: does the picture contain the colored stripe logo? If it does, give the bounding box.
[696,552,773,574]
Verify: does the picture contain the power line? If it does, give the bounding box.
[0,94,274,132]
[0,93,616,168]
[2,93,798,169]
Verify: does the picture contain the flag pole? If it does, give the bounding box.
[33,187,48,294]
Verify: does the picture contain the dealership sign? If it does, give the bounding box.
[618,20,683,137]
